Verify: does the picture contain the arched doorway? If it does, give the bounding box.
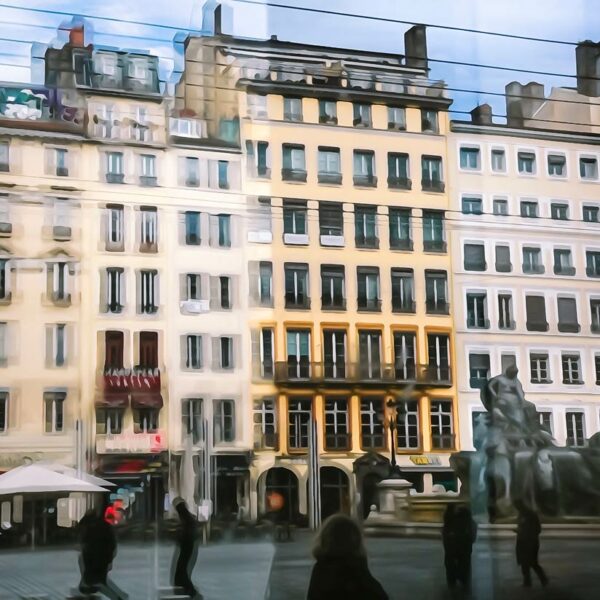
[320,467,350,520]
[263,467,299,523]
[353,452,390,519]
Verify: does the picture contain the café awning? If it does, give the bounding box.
[0,464,107,495]
[95,392,129,408]
[131,392,163,409]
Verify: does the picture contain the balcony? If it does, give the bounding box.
[357,298,382,312]
[169,117,208,142]
[392,299,416,313]
[321,297,346,311]
[353,174,377,187]
[423,240,447,253]
[283,233,309,245]
[51,292,72,307]
[320,234,345,247]
[426,300,450,315]
[390,238,413,251]
[52,225,72,241]
[319,115,338,125]
[273,362,452,387]
[282,168,307,182]
[523,263,545,274]
[56,166,69,177]
[284,296,310,310]
[422,178,445,193]
[558,321,581,333]
[185,176,200,188]
[355,236,379,250]
[106,172,124,184]
[318,172,342,185]
[388,176,412,190]
[554,265,576,276]
[140,176,158,187]
[180,299,209,314]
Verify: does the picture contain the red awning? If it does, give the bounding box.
[95,392,129,408]
[131,392,163,409]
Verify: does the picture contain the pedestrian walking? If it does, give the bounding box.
[307,513,388,600]
[172,498,203,599]
[78,508,129,600]
[442,504,477,588]
[515,505,549,588]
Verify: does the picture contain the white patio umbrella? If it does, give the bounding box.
[0,464,107,495]
[39,463,115,488]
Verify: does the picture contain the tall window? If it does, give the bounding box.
[464,243,486,271]
[0,142,9,171]
[583,205,600,223]
[283,97,303,121]
[389,208,412,250]
[96,408,123,435]
[318,147,342,184]
[357,267,380,311]
[259,328,274,378]
[396,401,419,449]
[219,336,233,369]
[323,330,346,379]
[387,106,406,130]
[214,399,235,443]
[55,148,68,177]
[0,259,8,301]
[140,207,157,251]
[48,323,67,367]
[530,353,550,384]
[359,330,382,379]
[495,245,512,272]
[284,263,310,309]
[498,294,514,330]
[353,151,376,186]
[353,103,372,127]
[469,353,490,389]
[258,262,272,306]
[319,99,337,124]
[557,297,579,333]
[185,335,203,369]
[430,400,454,449]
[393,331,416,380]
[218,214,231,247]
[493,198,509,216]
[254,398,277,449]
[185,157,199,186]
[422,211,445,251]
[106,267,123,313]
[360,397,385,449]
[391,268,414,313]
[140,154,156,184]
[217,160,229,189]
[562,353,582,384]
[421,156,444,191]
[283,200,307,237]
[580,157,598,180]
[522,247,543,274]
[139,270,157,314]
[288,398,311,450]
[185,211,201,245]
[459,147,480,170]
[547,154,566,176]
[525,295,548,332]
[182,398,203,445]
[44,391,65,433]
[324,397,349,450]
[106,152,124,183]
[107,204,124,249]
[134,408,159,434]
[286,329,310,378]
[387,153,410,189]
[428,334,451,382]
[590,298,600,333]
[282,144,306,181]
[319,201,344,240]
[218,276,231,309]
[517,151,536,174]
[354,205,378,248]
[138,331,158,369]
[566,412,586,447]
[0,392,6,431]
[491,149,506,172]
[50,262,70,304]
[0,321,6,366]
[466,293,488,328]
[586,251,600,277]
[321,265,345,310]
[425,270,448,314]
[421,109,438,133]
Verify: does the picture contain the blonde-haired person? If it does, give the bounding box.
[307,513,389,600]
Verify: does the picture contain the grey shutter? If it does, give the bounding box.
[558,297,579,332]
[526,296,548,331]
[179,273,187,302]
[45,325,54,368]
[209,276,219,310]
[209,215,219,247]
[135,270,142,313]
[199,158,209,187]
[177,157,186,186]
[212,337,221,370]
[180,335,188,370]
[99,269,108,313]
[233,334,241,369]
[495,245,511,271]
[464,244,485,269]
[251,329,260,378]
[177,211,187,245]
[248,261,259,305]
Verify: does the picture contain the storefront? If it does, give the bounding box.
[212,453,251,520]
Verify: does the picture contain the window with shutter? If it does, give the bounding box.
[323,330,346,379]
[495,245,512,272]
[469,353,490,389]
[525,296,548,332]
[389,208,412,250]
[319,202,344,243]
[464,244,486,271]
[321,265,345,310]
[391,268,414,313]
[557,297,580,333]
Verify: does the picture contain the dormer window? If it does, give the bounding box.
[95,53,117,77]
[129,59,149,81]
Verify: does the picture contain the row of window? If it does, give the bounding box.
[464,291,600,334]
[252,396,454,452]
[0,322,69,368]
[250,143,444,192]
[459,144,600,181]
[277,98,439,134]
[468,351,600,389]
[462,195,600,223]
[462,242,600,278]
[253,327,451,383]
[0,390,66,434]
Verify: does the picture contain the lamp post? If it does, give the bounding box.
[386,400,404,479]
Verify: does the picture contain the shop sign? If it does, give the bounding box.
[96,431,166,454]
[409,455,441,466]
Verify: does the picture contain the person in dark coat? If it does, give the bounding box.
[307,513,388,600]
[78,508,128,600]
[516,506,548,587]
[442,504,478,588]
[172,498,203,599]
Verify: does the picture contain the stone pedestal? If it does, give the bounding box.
[372,478,414,523]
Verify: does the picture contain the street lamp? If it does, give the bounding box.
[386,399,404,479]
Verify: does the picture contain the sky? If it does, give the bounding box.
[0,0,598,119]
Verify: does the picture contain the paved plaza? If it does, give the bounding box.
[0,533,599,599]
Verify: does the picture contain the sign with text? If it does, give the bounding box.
[96,431,166,454]
[409,455,441,466]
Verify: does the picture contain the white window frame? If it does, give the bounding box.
[459,145,481,171]
[186,334,203,370]
[490,146,507,173]
[516,149,537,176]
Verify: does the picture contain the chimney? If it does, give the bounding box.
[404,25,428,71]
[576,40,600,97]
[69,24,85,48]
[214,3,222,35]
[470,104,493,125]
[505,82,545,127]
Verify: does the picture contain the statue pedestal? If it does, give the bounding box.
[374,478,414,522]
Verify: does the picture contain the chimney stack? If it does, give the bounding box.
[69,24,85,48]
[470,104,493,125]
[505,82,545,127]
[576,40,600,97]
[404,25,428,71]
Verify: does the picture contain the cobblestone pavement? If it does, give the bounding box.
[1,533,599,599]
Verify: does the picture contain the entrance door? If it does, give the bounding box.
[264,468,299,523]
[320,467,350,520]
